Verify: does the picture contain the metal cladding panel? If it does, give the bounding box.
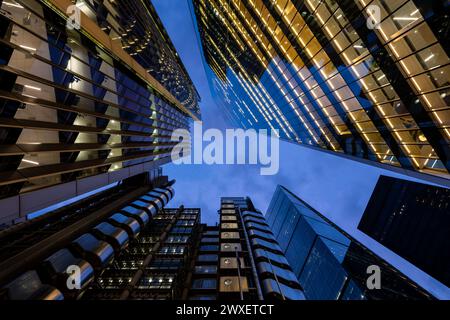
[248,228,274,240]
[246,221,272,233]
[20,182,77,216]
[251,238,283,253]
[129,164,145,177]
[76,173,109,195]
[261,278,305,300]
[242,211,266,222]
[254,249,289,266]
[256,261,299,284]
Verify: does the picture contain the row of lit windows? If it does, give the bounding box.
[197,0,449,175]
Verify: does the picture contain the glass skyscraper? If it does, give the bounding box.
[265,185,434,300]
[359,175,450,288]
[190,0,450,180]
[0,0,200,226]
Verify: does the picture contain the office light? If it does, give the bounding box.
[22,159,39,165]
[3,1,24,8]
[393,17,419,21]
[19,45,36,51]
[424,54,434,62]
[24,85,42,91]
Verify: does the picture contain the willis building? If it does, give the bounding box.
[190,0,450,182]
[0,0,200,226]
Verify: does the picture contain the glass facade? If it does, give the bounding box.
[191,0,450,179]
[266,185,435,300]
[0,0,199,203]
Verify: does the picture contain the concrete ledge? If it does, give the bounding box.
[0,159,168,225]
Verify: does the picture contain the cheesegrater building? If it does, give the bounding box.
[0,0,200,226]
[190,0,450,182]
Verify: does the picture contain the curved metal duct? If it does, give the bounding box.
[261,278,305,300]
[120,205,151,227]
[38,249,94,297]
[91,222,129,255]
[70,234,114,271]
[1,270,64,300]
[108,213,141,238]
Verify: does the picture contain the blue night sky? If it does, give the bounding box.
[151,0,449,298]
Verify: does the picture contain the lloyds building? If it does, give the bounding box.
[190,0,450,182]
[0,0,200,226]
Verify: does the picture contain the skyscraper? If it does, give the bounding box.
[265,185,435,300]
[186,197,305,300]
[0,0,200,226]
[190,0,450,181]
[358,175,450,288]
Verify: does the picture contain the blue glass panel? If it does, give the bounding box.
[299,238,347,300]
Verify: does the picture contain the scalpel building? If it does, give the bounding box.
[191,0,450,181]
[0,0,200,225]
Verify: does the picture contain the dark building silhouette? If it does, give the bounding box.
[359,175,450,288]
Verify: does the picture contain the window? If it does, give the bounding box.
[194,265,218,274]
[159,246,185,255]
[176,220,195,227]
[198,254,218,262]
[180,214,197,220]
[139,275,174,289]
[192,278,217,289]
[148,258,183,270]
[201,237,219,243]
[165,236,189,243]
[222,216,237,221]
[221,232,240,239]
[222,209,235,214]
[200,244,219,252]
[171,227,193,234]
[221,223,238,229]
[204,230,219,236]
